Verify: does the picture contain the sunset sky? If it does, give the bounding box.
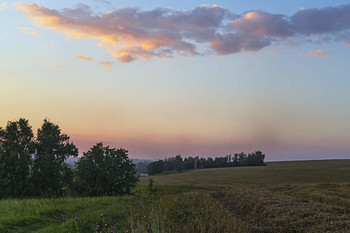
[1,0,350,161]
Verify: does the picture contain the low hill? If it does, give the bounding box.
[139,159,350,186]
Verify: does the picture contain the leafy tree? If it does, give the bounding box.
[32,119,78,197]
[206,157,214,168]
[146,151,266,175]
[75,143,138,196]
[183,156,195,170]
[0,159,7,197]
[174,154,184,172]
[232,154,239,166]
[147,160,164,175]
[0,119,34,197]
[237,152,247,166]
[163,157,175,171]
[135,162,148,174]
[254,151,266,166]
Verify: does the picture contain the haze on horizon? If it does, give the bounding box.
[1,0,350,161]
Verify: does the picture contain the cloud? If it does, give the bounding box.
[274,52,281,56]
[74,55,93,61]
[16,3,350,62]
[18,26,40,37]
[304,50,328,57]
[0,1,7,11]
[229,11,293,37]
[49,64,62,69]
[291,5,350,35]
[74,55,113,70]
[93,0,113,8]
[100,60,113,70]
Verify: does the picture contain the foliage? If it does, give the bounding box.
[147,160,164,175]
[31,119,78,197]
[0,118,139,198]
[147,151,266,175]
[0,118,35,197]
[74,143,138,196]
[135,162,148,174]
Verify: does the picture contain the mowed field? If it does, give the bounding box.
[139,159,350,186]
[1,160,350,233]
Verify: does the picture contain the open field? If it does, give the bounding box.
[139,159,350,186]
[139,159,350,232]
[1,160,350,232]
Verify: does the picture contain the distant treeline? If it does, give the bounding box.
[147,152,266,175]
[0,118,138,198]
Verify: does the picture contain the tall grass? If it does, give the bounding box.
[0,197,131,233]
[129,191,249,233]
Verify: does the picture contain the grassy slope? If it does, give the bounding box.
[1,160,350,232]
[0,187,248,233]
[0,196,132,233]
[139,159,350,186]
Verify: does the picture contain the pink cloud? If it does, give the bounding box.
[229,11,293,37]
[74,55,93,61]
[304,50,328,57]
[16,3,350,63]
[100,61,113,70]
[74,55,113,70]
[49,64,62,69]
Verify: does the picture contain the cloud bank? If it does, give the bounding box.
[16,3,350,62]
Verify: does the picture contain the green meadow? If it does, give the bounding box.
[1,159,350,232]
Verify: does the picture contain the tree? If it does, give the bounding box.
[135,162,148,174]
[75,143,138,196]
[147,160,164,175]
[0,119,34,197]
[163,157,175,171]
[32,119,78,197]
[250,151,266,166]
[237,152,247,166]
[174,154,184,172]
[183,156,195,170]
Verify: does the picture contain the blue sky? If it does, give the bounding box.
[1,0,350,160]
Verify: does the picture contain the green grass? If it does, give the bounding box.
[0,196,132,233]
[1,159,350,232]
[129,191,249,233]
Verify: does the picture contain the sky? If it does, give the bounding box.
[1,0,350,161]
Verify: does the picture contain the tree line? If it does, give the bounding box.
[147,152,266,175]
[0,118,138,198]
